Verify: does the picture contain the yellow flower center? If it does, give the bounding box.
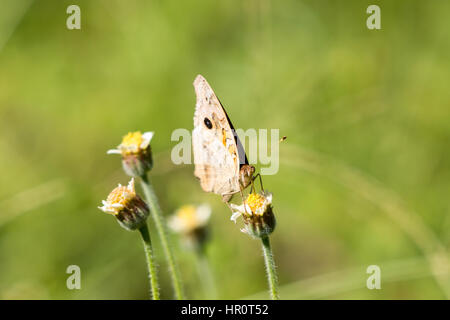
[106,186,135,215]
[246,193,266,214]
[120,131,143,154]
[177,205,198,230]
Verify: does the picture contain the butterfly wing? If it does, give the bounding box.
[192,75,245,196]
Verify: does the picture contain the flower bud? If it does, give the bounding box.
[98,178,150,231]
[107,131,154,177]
[230,192,276,239]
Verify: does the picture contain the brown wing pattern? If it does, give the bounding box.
[192,75,245,196]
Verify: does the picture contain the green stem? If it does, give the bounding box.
[140,174,184,299]
[195,249,217,299]
[261,236,279,300]
[138,224,160,300]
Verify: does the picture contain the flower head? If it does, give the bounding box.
[230,191,276,238]
[169,204,211,233]
[169,204,211,249]
[107,131,154,177]
[99,178,150,231]
[108,131,154,156]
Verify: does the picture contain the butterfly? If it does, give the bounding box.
[192,75,261,203]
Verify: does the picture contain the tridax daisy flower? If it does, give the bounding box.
[230,191,276,238]
[169,204,211,249]
[107,131,154,177]
[99,178,150,231]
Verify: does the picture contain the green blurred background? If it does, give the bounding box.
[0,0,449,299]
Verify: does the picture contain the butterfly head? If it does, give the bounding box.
[239,164,255,189]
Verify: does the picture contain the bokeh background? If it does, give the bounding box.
[0,0,449,299]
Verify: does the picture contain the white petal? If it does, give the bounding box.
[196,204,211,225]
[127,178,135,193]
[99,206,114,213]
[265,192,273,204]
[107,149,121,155]
[230,211,242,223]
[243,203,253,215]
[230,203,245,212]
[140,131,154,149]
[168,216,182,232]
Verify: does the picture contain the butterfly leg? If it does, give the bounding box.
[224,200,233,212]
[251,173,264,192]
[221,194,235,213]
[239,186,250,215]
[249,177,255,193]
[222,193,234,204]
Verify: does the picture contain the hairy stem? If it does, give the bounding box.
[140,174,184,299]
[196,248,217,299]
[138,224,160,300]
[261,236,279,300]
